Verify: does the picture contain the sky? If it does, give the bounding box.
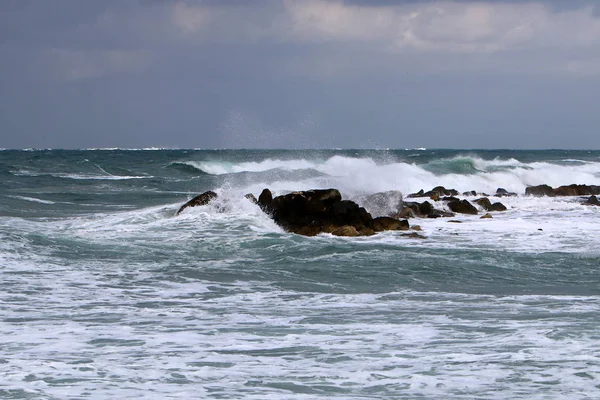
[1,0,600,149]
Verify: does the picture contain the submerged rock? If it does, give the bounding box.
[176,190,217,215]
[583,195,600,206]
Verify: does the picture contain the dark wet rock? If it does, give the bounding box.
[526,184,600,197]
[372,217,410,232]
[583,195,600,206]
[490,202,507,211]
[395,201,454,219]
[448,220,463,223]
[357,190,404,217]
[406,189,424,198]
[474,197,507,212]
[463,190,477,196]
[330,225,359,237]
[264,188,383,236]
[525,184,554,197]
[401,232,427,239]
[409,186,459,199]
[480,213,493,219]
[474,197,492,210]
[496,188,517,197]
[258,188,273,212]
[447,199,478,215]
[176,190,217,215]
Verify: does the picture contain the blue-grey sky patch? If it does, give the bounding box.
[1,0,600,149]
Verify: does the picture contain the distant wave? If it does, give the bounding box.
[8,195,56,205]
[169,155,600,196]
[11,170,151,180]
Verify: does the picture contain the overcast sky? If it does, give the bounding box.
[1,0,600,149]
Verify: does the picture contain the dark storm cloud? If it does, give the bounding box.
[1,0,600,149]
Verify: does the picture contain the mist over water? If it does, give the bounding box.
[1,149,599,399]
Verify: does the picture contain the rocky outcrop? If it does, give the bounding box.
[526,184,600,197]
[176,190,217,215]
[255,188,410,237]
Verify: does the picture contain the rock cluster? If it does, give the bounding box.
[526,184,600,197]
[257,188,409,236]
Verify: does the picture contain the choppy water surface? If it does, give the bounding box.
[1,149,599,399]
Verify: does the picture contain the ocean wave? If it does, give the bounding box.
[172,155,600,197]
[11,170,151,180]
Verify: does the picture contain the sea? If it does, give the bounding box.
[1,148,599,399]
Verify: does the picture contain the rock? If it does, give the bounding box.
[401,232,427,239]
[258,188,273,212]
[475,197,507,212]
[245,193,257,204]
[330,225,359,237]
[490,202,507,211]
[447,199,478,215]
[480,213,493,219]
[463,190,477,196]
[372,217,409,232]
[264,188,384,236]
[583,195,600,206]
[448,220,463,223]
[474,197,492,210]
[525,184,555,197]
[394,201,454,219]
[358,190,404,217]
[496,188,517,197]
[176,190,217,215]
[407,186,458,198]
[406,189,424,198]
[526,184,600,197]
[411,225,422,231]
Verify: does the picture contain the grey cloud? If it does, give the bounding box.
[1,0,600,149]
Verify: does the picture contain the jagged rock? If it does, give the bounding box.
[372,217,409,232]
[408,186,459,198]
[447,199,478,215]
[258,188,273,212]
[463,190,477,196]
[358,190,404,217]
[264,188,381,236]
[176,190,217,215]
[480,213,493,219]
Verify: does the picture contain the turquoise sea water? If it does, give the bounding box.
[1,149,599,399]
